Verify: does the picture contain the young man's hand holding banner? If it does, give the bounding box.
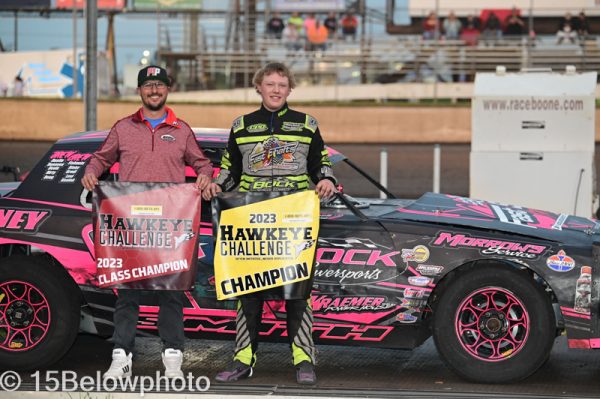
[93,182,201,290]
[213,191,320,300]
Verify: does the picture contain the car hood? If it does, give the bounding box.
[383,192,599,246]
[0,182,20,197]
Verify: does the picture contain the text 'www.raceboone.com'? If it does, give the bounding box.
[0,370,210,396]
[482,96,585,112]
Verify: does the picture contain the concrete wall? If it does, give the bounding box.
[2,98,598,143]
[0,99,471,143]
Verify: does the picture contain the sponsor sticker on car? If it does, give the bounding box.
[546,250,576,272]
[401,245,430,263]
[404,288,426,299]
[416,264,444,276]
[407,276,432,287]
[396,312,418,323]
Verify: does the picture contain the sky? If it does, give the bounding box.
[0,0,391,79]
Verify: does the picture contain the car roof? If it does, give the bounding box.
[56,128,347,163]
[56,128,230,145]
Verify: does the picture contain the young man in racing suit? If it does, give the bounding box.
[81,65,213,379]
[203,62,336,385]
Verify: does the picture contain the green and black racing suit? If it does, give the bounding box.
[214,103,336,367]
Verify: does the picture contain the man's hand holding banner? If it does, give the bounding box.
[93,182,201,290]
[213,191,320,300]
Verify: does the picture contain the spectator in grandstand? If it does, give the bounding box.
[266,12,285,39]
[423,47,453,82]
[422,11,439,40]
[466,13,481,30]
[288,12,304,35]
[460,17,481,46]
[324,11,338,39]
[576,11,590,39]
[283,21,303,51]
[304,13,317,33]
[504,8,525,36]
[482,11,502,44]
[306,19,329,52]
[442,11,462,40]
[556,12,578,44]
[0,80,7,97]
[12,75,24,97]
[341,12,358,41]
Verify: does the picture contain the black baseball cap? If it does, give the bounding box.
[137,65,170,87]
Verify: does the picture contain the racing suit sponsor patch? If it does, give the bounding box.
[249,177,299,191]
[249,138,299,172]
[281,121,304,132]
[306,115,318,132]
[232,116,244,133]
[247,123,269,133]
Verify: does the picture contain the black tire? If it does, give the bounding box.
[433,265,555,383]
[0,255,80,370]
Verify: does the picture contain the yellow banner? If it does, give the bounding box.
[215,191,320,300]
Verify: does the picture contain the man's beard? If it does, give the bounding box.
[142,94,167,111]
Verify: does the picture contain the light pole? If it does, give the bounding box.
[527,0,534,67]
[13,10,18,51]
[85,0,97,131]
[72,4,78,98]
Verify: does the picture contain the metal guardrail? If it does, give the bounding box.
[158,35,600,92]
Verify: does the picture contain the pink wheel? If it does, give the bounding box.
[0,256,80,370]
[0,280,51,352]
[433,265,555,383]
[455,287,529,362]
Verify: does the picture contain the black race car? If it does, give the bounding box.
[0,128,598,383]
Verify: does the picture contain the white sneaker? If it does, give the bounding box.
[162,348,184,378]
[103,348,132,379]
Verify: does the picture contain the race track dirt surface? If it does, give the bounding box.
[12,333,600,398]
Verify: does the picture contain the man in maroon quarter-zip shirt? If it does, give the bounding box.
[82,65,213,381]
